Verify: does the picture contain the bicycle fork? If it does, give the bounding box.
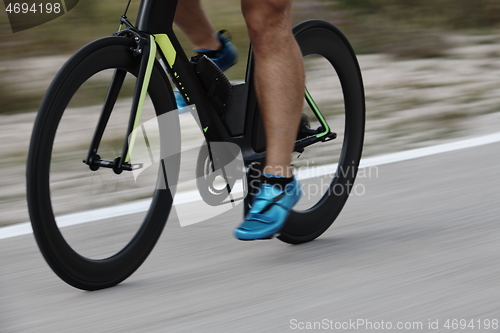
[82,23,234,204]
[83,26,156,174]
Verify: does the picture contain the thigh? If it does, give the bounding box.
[241,0,293,31]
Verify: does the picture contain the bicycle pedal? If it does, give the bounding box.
[131,163,143,170]
[322,132,337,142]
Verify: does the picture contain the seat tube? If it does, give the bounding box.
[136,0,178,34]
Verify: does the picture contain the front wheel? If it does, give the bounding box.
[26,36,180,290]
[278,20,365,244]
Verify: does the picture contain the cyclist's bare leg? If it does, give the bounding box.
[174,0,303,177]
[174,0,221,50]
[242,0,304,178]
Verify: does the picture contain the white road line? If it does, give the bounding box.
[2,132,499,240]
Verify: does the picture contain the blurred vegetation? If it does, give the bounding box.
[335,0,500,28]
[0,0,251,61]
[331,0,500,57]
[1,0,499,113]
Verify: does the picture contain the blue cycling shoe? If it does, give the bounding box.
[176,31,238,111]
[194,31,238,72]
[234,174,302,241]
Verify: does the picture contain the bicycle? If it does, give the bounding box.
[26,0,365,290]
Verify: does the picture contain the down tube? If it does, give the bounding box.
[125,35,157,163]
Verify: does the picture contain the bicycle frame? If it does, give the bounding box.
[135,0,277,163]
[85,0,335,178]
[26,0,365,288]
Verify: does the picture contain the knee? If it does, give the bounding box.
[242,0,292,52]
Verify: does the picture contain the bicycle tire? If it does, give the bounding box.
[278,20,365,244]
[26,36,180,290]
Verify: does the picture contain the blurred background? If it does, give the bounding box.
[1,0,500,227]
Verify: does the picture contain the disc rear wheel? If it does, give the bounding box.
[278,20,365,244]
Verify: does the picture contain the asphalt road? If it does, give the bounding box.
[1,141,499,332]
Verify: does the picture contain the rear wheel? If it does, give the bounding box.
[26,36,180,290]
[278,20,365,244]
